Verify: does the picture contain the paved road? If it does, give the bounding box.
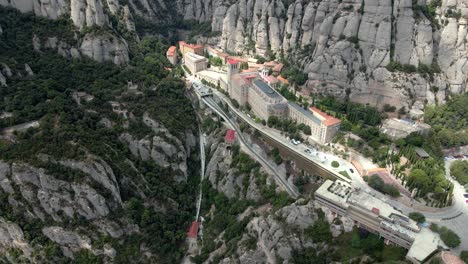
[345,156,468,252]
[191,77,468,251]
[209,89,352,183]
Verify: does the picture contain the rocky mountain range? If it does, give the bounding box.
[0,0,466,262]
[1,0,466,109]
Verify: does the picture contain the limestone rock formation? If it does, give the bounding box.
[166,0,467,108]
[80,34,130,65]
[0,0,68,19]
[0,0,133,65]
[119,113,193,182]
[0,71,5,86]
[0,218,33,259]
[70,0,108,29]
[42,226,92,258]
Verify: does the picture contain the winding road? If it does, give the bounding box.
[191,77,468,252]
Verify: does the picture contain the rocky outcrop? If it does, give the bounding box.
[204,132,263,201]
[1,161,115,221]
[0,0,68,19]
[0,71,5,86]
[42,226,92,258]
[58,157,122,205]
[168,0,467,108]
[80,34,129,65]
[0,218,33,259]
[230,199,318,262]
[70,0,108,29]
[24,63,34,76]
[1,0,132,65]
[119,113,192,181]
[0,63,10,87]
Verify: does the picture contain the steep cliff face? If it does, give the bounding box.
[0,0,134,65]
[2,0,465,107]
[147,0,466,108]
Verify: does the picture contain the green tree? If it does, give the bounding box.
[382,246,407,261]
[368,175,400,197]
[408,169,431,194]
[450,160,468,185]
[383,104,396,112]
[271,147,282,165]
[460,251,468,263]
[438,226,461,248]
[208,56,223,67]
[409,212,426,223]
[331,161,340,168]
[305,219,332,243]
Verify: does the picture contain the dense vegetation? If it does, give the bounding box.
[461,251,468,263]
[365,175,400,197]
[317,96,453,206]
[430,224,461,248]
[267,116,311,140]
[409,212,426,224]
[281,65,308,86]
[0,7,198,263]
[425,93,468,148]
[450,160,468,185]
[293,226,407,263]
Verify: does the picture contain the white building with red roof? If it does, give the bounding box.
[166,46,177,65]
[225,129,236,146]
[287,102,341,144]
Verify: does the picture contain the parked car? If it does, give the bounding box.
[463,194,468,198]
[349,168,354,173]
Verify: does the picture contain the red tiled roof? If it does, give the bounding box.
[225,129,236,142]
[241,68,258,73]
[441,251,464,264]
[371,207,380,215]
[277,75,289,85]
[227,56,248,63]
[263,75,278,83]
[167,46,176,56]
[264,61,277,67]
[228,59,239,65]
[187,221,199,238]
[272,63,284,72]
[241,74,257,82]
[179,41,203,49]
[309,106,341,126]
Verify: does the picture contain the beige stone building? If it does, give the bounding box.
[179,41,204,56]
[288,102,341,144]
[248,79,288,120]
[316,180,441,263]
[184,52,208,73]
[227,67,338,143]
[228,73,255,106]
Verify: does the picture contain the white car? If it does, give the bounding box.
[291,139,300,145]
